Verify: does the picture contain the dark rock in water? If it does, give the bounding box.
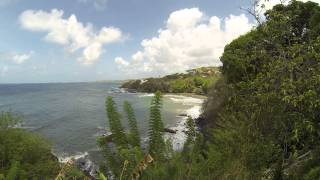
[195,116,206,132]
[195,116,213,141]
[178,113,188,117]
[102,133,113,142]
[163,128,177,134]
[50,152,59,163]
[126,88,138,93]
[74,155,99,179]
[182,130,187,134]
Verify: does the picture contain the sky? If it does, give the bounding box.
[0,0,318,83]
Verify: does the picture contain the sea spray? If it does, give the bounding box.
[57,152,99,178]
[164,95,203,151]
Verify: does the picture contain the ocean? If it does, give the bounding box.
[0,82,203,173]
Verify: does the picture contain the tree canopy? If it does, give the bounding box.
[0,112,60,179]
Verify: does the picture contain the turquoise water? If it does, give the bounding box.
[0,82,201,164]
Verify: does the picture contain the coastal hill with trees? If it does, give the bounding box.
[1,0,320,179]
[121,67,221,95]
[102,1,320,179]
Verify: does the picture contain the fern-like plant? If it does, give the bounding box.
[105,96,128,149]
[123,101,140,147]
[148,91,166,160]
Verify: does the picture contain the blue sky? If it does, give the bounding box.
[0,0,304,83]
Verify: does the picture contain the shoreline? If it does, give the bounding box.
[53,90,205,177]
[162,93,204,150]
[121,87,208,99]
[164,93,207,99]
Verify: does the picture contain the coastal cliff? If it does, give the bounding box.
[121,67,221,95]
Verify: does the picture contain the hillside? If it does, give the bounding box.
[121,67,221,95]
[2,1,320,179]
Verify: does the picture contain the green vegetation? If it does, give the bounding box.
[98,92,203,179]
[98,90,208,179]
[124,101,140,148]
[98,92,173,179]
[0,113,88,179]
[99,1,320,179]
[147,92,166,160]
[204,1,320,178]
[2,1,320,179]
[0,112,60,179]
[106,97,128,149]
[121,67,221,95]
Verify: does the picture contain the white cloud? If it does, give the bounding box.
[78,0,108,10]
[115,57,129,67]
[115,8,254,77]
[19,9,123,65]
[0,51,34,65]
[12,51,34,64]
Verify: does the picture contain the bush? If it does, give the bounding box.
[0,112,60,179]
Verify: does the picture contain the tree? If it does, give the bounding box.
[148,92,166,160]
[182,116,197,155]
[100,2,320,179]
[105,97,128,149]
[100,98,145,179]
[0,112,21,129]
[6,161,19,180]
[123,101,140,147]
[0,112,60,179]
[207,1,320,178]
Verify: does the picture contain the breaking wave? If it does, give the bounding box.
[164,99,203,151]
[138,93,155,97]
[167,96,204,105]
[57,152,98,178]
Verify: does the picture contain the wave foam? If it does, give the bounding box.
[58,152,99,177]
[58,152,89,163]
[168,96,204,105]
[186,105,202,119]
[164,105,201,151]
[164,117,188,151]
[138,93,154,97]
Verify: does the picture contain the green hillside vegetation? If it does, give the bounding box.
[2,1,320,179]
[0,112,60,179]
[0,112,89,179]
[99,1,320,179]
[199,1,320,178]
[97,92,173,179]
[98,92,203,179]
[121,67,221,95]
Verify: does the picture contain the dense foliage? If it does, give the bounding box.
[3,1,320,179]
[121,67,221,95]
[98,92,175,179]
[200,1,320,179]
[98,92,203,179]
[124,101,141,148]
[0,112,60,179]
[101,1,320,179]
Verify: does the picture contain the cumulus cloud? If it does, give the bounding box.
[115,8,254,77]
[78,0,108,10]
[19,9,123,65]
[115,57,129,68]
[12,51,34,64]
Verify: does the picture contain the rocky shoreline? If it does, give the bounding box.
[54,92,206,179]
